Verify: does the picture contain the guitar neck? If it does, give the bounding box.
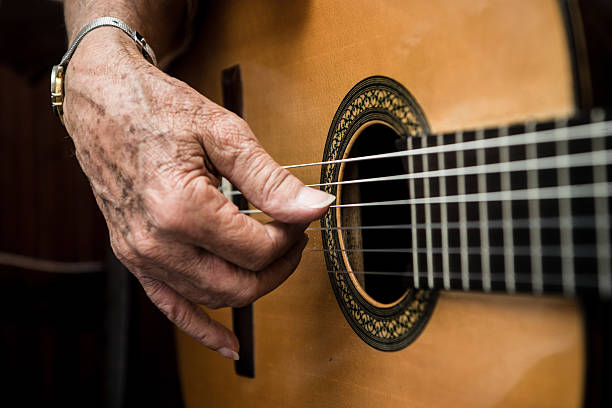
[406,108,612,297]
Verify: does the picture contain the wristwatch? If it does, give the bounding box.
[51,17,157,126]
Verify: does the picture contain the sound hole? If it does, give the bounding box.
[339,122,412,306]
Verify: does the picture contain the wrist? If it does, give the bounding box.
[65,2,144,44]
[61,26,151,128]
[63,1,187,63]
[69,26,148,72]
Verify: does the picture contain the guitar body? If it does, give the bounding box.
[172,1,593,406]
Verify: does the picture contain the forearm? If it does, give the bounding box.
[63,0,190,62]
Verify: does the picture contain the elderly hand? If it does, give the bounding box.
[63,28,334,360]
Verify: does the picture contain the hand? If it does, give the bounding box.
[63,28,334,360]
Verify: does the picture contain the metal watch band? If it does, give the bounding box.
[51,17,157,126]
[60,17,157,67]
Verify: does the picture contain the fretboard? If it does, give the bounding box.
[397,108,612,297]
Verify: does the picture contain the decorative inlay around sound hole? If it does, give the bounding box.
[321,76,438,351]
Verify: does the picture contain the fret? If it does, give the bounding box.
[456,131,470,290]
[407,137,420,288]
[423,137,434,289]
[437,133,451,290]
[591,109,611,297]
[476,129,491,292]
[499,125,515,293]
[555,119,575,296]
[525,122,543,294]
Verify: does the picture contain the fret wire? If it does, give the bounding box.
[407,137,419,288]
[499,125,516,293]
[525,122,543,293]
[476,129,491,292]
[407,137,420,288]
[556,119,575,296]
[591,110,612,297]
[456,131,470,291]
[437,133,451,290]
[422,136,434,289]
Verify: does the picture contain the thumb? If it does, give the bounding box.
[205,113,335,223]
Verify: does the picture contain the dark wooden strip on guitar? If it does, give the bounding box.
[416,110,612,296]
[222,65,255,378]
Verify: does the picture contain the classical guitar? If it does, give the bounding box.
[171,1,611,406]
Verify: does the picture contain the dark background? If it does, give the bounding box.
[0,1,184,407]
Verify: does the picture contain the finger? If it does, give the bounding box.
[138,275,240,360]
[133,235,308,309]
[229,234,309,307]
[201,111,336,223]
[148,178,308,270]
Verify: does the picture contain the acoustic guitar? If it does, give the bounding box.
[170,1,611,406]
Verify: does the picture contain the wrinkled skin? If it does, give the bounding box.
[63,29,334,360]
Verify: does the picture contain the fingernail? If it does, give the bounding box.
[218,347,240,361]
[296,187,336,209]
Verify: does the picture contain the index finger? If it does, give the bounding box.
[147,178,307,271]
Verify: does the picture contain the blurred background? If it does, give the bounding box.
[0,1,184,406]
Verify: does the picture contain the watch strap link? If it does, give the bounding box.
[60,17,157,67]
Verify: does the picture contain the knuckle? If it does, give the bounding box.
[260,164,291,205]
[229,276,258,307]
[211,113,255,163]
[245,233,282,272]
[194,312,213,344]
[205,300,225,310]
[147,197,188,233]
[165,300,191,329]
[131,233,163,261]
[144,282,189,329]
[198,259,256,308]
[202,261,240,305]
[221,214,277,271]
[112,239,144,269]
[218,113,250,142]
[141,276,164,298]
[249,255,272,272]
[109,235,130,263]
[230,291,255,308]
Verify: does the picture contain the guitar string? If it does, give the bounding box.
[330,182,611,209]
[244,118,610,289]
[245,150,612,211]
[303,245,603,257]
[293,269,600,288]
[282,121,612,169]
[240,182,612,214]
[227,120,612,198]
[304,215,596,231]
[240,120,610,289]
